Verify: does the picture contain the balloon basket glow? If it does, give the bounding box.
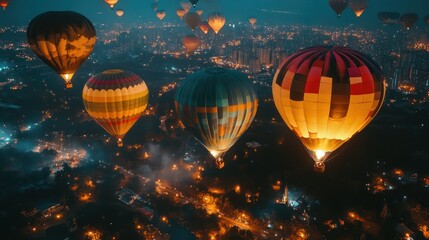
[117,139,123,147]
[210,150,225,169]
[215,157,225,169]
[61,73,74,89]
[307,149,331,173]
[65,82,73,89]
[313,162,326,173]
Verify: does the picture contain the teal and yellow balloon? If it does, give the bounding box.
[82,70,149,147]
[175,68,258,168]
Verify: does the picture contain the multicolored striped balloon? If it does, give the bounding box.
[175,68,258,168]
[272,46,385,172]
[82,69,149,147]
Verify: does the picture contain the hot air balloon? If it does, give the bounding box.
[151,2,158,12]
[0,0,9,10]
[182,35,200,52]
[249,17,257,27]
[116,9,124,17]
[180,1,192,13]
[272,46,385,172]
[349,0,367,18]
[82,69,149,147]
[196,9,204,16]
[156,10,166,20]
[378,12,400,25]
[27,11,96,89]
[328,0,349,17]
[185,12,202,30]
[425,15,429,25]
[190,0,199,8]
[199,21,210,34]
[400,13,418,30]
[177,8,187,20]
[104,0,118,9]
[208,12,226,34]
[175,68,258,169]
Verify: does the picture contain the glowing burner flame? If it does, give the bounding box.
[315,150,326,161]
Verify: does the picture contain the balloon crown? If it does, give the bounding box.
[205,67,227,74]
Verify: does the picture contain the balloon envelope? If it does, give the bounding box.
[190,0,199,7]
[116,9,124,17]
[349,0,367,18]
[196,9,203,16]
[378,12,400,25]
[156,10,166,20]
[199,21,210,34]
[208,12,226,34]
[27,11,96,88]
[177,8,187,20]
[272,46,385,172]
[180,1,192,12]
[328,0,349,17]
[0,0,9,10]
[104,0,118,9]
[249,17,257,26]
[82,69,149,147]
[185,12,202,30]
[182,35,201,52]
[400,13,418,29]
[175,68,258,168]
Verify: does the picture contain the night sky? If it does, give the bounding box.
[0,0,427,27]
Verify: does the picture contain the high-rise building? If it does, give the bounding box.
[256,47,273,66]
[281,185,288,205]
[400,50,429,91]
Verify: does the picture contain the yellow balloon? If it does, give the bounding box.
[272,46,386,172]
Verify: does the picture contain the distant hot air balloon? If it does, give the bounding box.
[175,68,258,169]
[189,0,199,8]
[116,9,124,17]
[151,3,158,12]
[177,8,187,20]
[82,69,149,147]
[182,35,201,52]
[249,17,257,27]
[104,0,118,9]
[425,15,429,25]
[199,21,210,34]
[196,9,204,16]
[272,46,385,173]
[208,12,226,34]
[180,1,192,13]
[27,11,96,89]
[400,13,418,30]
[378,12,400,25]
[349,0,367,18]
[328,0,349,17]
[185,12,202,30]
[0,0,9,10]
[156,10,166,20]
